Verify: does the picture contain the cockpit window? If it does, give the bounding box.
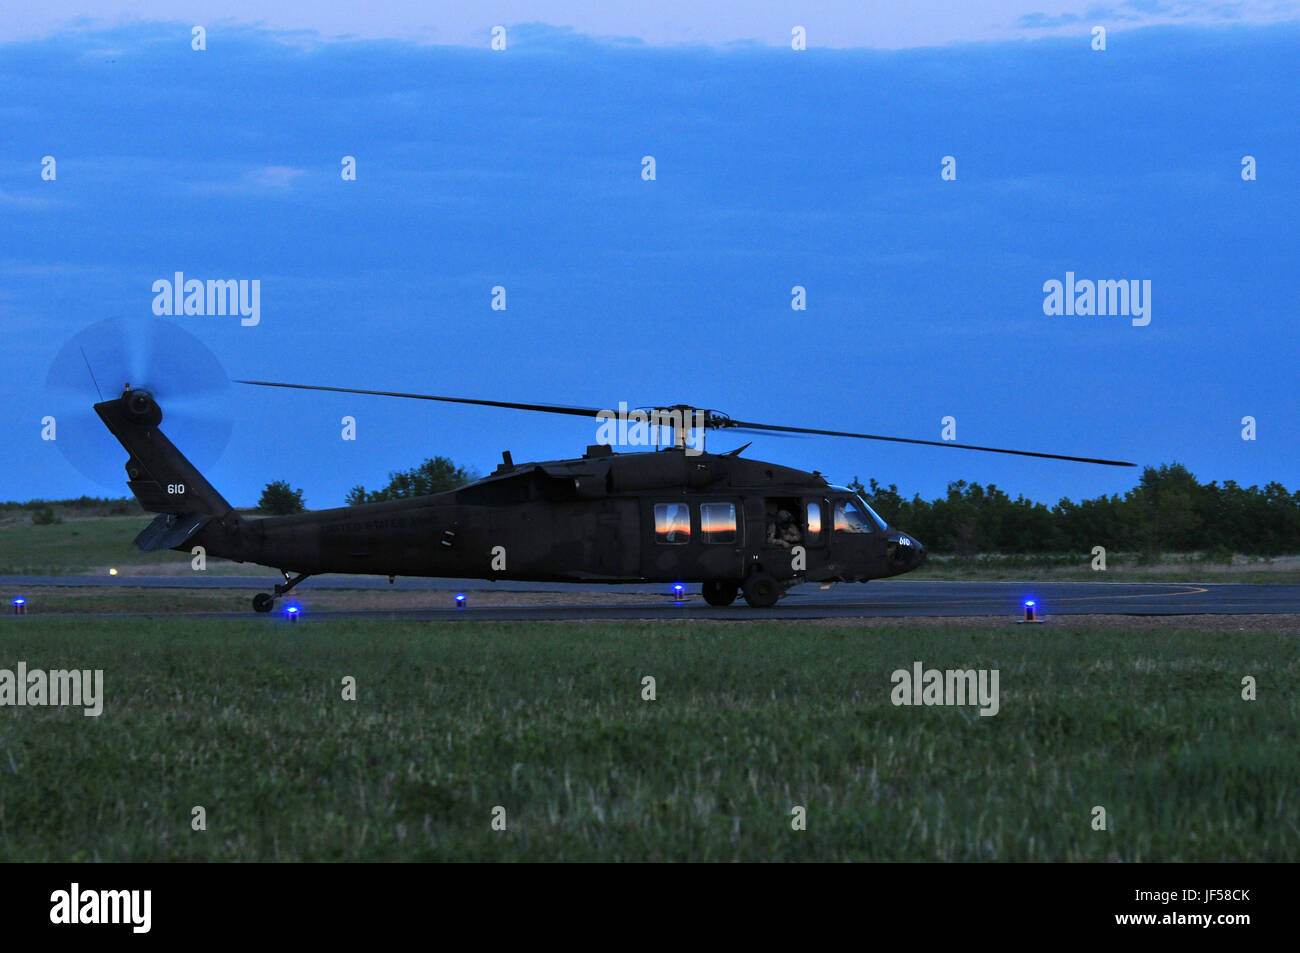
[833,498,877,534]
[827,485,890,532]
[856,495,890,531]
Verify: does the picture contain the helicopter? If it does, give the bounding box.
[92,378,1134,611]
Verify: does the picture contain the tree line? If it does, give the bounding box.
[850,463,1300,556]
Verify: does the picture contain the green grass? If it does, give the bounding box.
[907,552,1300,584]
[0,512,264,575]
[0,514,156,574]
[0,619,1294,861]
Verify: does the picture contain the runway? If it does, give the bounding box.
[4,575,1299,621]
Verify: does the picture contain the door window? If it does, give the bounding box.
[653,503,691,544]
[806,501,823,542]
[700,502,737,544]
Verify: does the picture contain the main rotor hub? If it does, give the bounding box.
[642,404,721,450]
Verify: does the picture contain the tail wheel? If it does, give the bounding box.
[252,592,275,613]
[702,580,740,607]
[741,572,782,608]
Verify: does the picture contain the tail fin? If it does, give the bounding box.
[94,388,233,518]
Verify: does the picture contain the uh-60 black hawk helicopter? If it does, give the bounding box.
[94,380,1134,612]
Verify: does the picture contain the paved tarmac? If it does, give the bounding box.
[4,575,1298,621]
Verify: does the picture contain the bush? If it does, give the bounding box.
[31,504,61,525]
[1197,546,1234,565]
[258,480,306,515]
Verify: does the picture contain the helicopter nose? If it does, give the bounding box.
[887,532,925,569]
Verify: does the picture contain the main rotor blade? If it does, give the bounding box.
[727,427,808,440]
[235,380,607,420]
[236,380,1134,466]
[723,419,1136,467]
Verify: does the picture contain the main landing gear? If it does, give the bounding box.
[701,573,785,608]
[253,570,314,613]
[741,571,782,608]
[701,580,740,607]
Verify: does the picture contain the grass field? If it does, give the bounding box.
[0,618,1294,861]
[907,552,1300,585]
[0,511,270,576]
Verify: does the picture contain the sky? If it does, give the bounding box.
[5,0,1300,46]
[2,4,1298,512]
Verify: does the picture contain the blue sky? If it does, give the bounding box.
[2,14,1297,511]
[7,1,1300,47]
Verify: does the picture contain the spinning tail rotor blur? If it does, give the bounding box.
[44,317,234,489]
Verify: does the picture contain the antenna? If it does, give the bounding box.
[80,347,104,401]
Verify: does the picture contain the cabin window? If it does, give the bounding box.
[806,502,823,542]
[654,503,691,545]
[833,499,876,534]
[699,502,737,544]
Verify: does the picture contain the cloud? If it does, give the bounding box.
[0,187,57,209]
[181,164,310,196]
[247,165,306,188]
[1,2,1297,50]
[1016,0,1292,31]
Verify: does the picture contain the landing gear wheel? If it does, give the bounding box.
[741,572,782,608]
[702,580,740,607]
[252,592,275,613]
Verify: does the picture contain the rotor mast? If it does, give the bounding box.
[649,405,706,453]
